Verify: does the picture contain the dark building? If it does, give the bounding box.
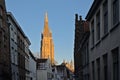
[0,0,11,80]
[74,14,89,80]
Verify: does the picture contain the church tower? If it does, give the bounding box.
[40,12,54,65]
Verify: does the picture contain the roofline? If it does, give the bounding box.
[7,12,31,44]
[25,36,31,45]
[36,58,49,63]
[29,50,36,61]
[85,0,102,21]
[7,12,26,37]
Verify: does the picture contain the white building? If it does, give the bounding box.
[55,63,74,80]
[37,59,53,80]
[29,50,37,80]
[52,65,60,80]
[85,0,120,80]
[7,12,19,80]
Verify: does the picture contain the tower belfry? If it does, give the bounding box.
[40,12,54,65]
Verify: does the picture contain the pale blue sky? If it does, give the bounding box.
[6,0,93,64]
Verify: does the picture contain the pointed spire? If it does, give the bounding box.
[43,12,51,36]
[45,12,48,23]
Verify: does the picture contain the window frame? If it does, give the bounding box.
[96,58,100,80]
[103,0,108,35]
[91,20,95,47]
[112,0,119,26]
[96,11,101,41]
[112,47,119,80]
[103,54,108,80]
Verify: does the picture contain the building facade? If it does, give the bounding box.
[29,50,37,80]
[7,12,19,80]
[17,20,26,80]
[0,0,11,80]
[24,37,31,80]
[40,12,54,65]
[37,59,53,80]
[55,63,74,80]
[74,14,89,80]
[17,20,31,80]
[7,12,32,80]
[85,0,120,80]
[0,1,38,80]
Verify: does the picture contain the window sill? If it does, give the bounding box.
[101,33,109,40]
[95,40,101,47]
[110,22,119,33]
[91,46,94,50]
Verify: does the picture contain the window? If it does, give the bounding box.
[3,35,6,43]
[0,7,3,28]
[84,43,89,65]
[96,11,100,41]
[96,58,100,80]
[92,61,95,80]
[103,0,108,34]
[0,41,2,48]
[83,47,86,66]
[112,47,119,80]
[0,7,3,17]
[0,18,2,27]
[0,32,1,48]
[86,43,89,64]
[91,20,94,46]
[15,53,18,65]
[11,51,14,63]
[103,54,108,80]
[38,63,46,70]
[112,0,119,25]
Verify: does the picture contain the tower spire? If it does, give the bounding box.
[43,12,51,34]
[40,12,54,65]
[45,12,48,23]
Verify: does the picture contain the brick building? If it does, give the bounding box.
[74,14,89,80]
